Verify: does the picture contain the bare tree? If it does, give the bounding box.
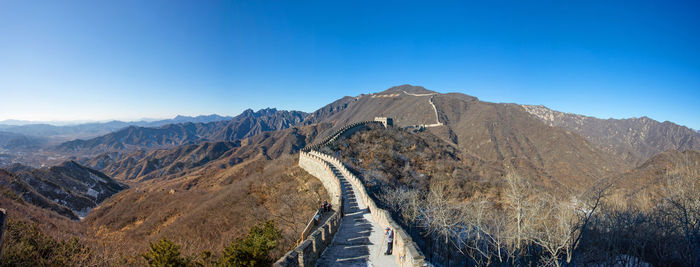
[421,179,464,266]
[660,154,700,266]
[454,197,510,266]
[567,181,609,264]
[528,194,577,267]
[503,172,536,262]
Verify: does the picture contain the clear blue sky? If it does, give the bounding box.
[1,1,699,129]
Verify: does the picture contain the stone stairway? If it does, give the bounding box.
[316,165,398,267]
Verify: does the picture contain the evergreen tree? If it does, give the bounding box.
[220,220,281,267]
[142,238,190,267]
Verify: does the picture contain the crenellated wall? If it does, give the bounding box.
[274,151,344,267]
[276,118,426,267]
[302,120,382,152]
[308,150,426,267]
[298,153,342,209]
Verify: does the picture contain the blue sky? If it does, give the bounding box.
[1,1,699,129]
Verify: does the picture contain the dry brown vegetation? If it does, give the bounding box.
[328,126,700,266]
[322,124,504,199]
[82,154,326,265]
[0,184,88,241]
[2,86,699,266]
[1,121,333,266]
[0,154,326,266]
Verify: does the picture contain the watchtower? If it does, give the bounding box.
[374,117,393,128]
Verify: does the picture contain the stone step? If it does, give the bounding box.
[315,158,398,267]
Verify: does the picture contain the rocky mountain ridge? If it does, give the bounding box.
[1,84,697,265]
[300,85,698,192]
[56,108,307,156]
[0,161,126,219]
[521,104,700,165]
[80,123,331,182]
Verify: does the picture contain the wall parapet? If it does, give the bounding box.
[307,150,427,266]
[302,120,385,152]
[278,118,427,266]
[274,151,344,267]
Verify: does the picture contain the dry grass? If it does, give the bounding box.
[43,154,328,265]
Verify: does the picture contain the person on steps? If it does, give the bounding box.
[384,227,394,255]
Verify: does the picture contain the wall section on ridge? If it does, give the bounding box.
[276,118,426,267]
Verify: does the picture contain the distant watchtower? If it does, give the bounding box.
[374,117,393,128]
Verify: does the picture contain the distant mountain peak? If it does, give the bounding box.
[380,84,436,95]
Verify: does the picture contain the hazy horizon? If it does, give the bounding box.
[0,113,232,126]
[1,1,699,129]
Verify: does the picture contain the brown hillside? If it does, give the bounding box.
[432,93,629,189]
[608,149,700,206]
[304,85,442,137]
[522,105,700,165]
[310,85,630,190]
[0,163,126,220]
[83,123,332,182]
[83,154,327,263]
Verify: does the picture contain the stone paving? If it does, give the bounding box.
[316,165,398,267]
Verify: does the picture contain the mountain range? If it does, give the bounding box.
[521,105,700,165]
[42,84,697,192]
[3,85,698,214]
[56,108,306,156]
[0,84,698,264]
[0,114,233,142]
[79,123,328,182]
[300,85,699,192]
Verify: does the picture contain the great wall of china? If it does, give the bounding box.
[275,118,427,267]
[402,90,443,128]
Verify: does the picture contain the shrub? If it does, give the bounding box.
[142,238,192,267]
[0,219,91,266]
[220,220,281,267]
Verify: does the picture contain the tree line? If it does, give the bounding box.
[378,164,699,266]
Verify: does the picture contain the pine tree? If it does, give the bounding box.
[220,220,281,267]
